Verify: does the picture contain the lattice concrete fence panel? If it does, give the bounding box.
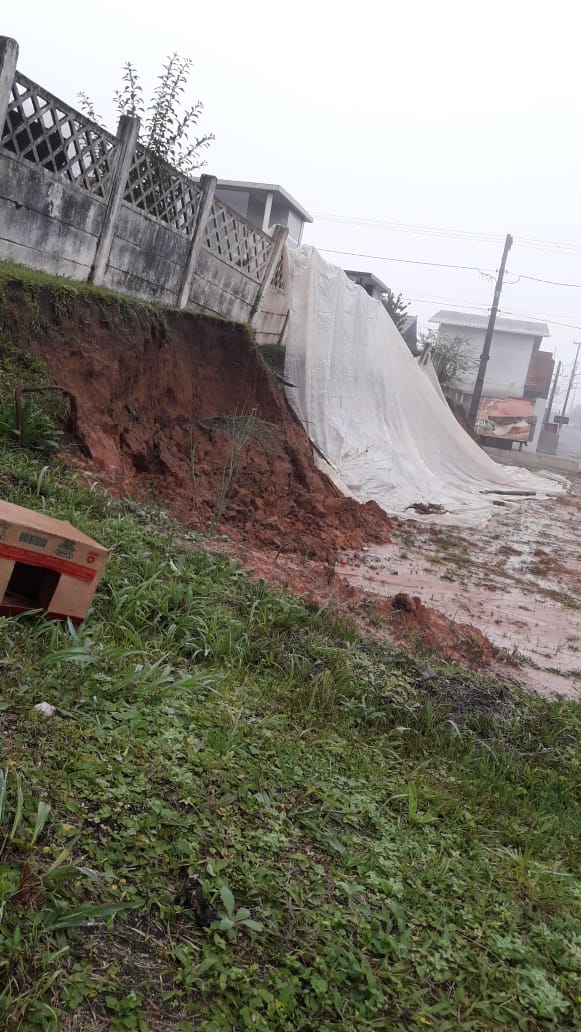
[2,72,117,197]
[0,37,290,330]
[253,246,291,344]
[123,145,202,235]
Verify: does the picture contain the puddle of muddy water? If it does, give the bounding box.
[339,492,581,702]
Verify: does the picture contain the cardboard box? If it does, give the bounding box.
[0,500,108,624]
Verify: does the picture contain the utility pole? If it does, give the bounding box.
[467,233,513,428]
[543,359,561,428]
[558,341,581,430]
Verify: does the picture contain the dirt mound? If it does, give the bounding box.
[1,281,392,562]
[389,592,492,663]
[194,538,493,667]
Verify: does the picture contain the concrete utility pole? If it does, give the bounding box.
[467,233,513,428]
[543,360,561,428]
[559,341,581,429]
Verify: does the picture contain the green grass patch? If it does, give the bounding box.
[0,259,173,323]
[0,448,579,1030]
[0,260,244,338]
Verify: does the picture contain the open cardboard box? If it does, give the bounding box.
[0,500,108,624]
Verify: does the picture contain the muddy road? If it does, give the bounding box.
[341,478,581,700]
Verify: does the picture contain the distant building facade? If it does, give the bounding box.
[213,180,313,248]
[430,310,554,450]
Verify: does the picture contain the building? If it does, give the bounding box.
[213,180,313,248]
[345,270,388,300]
[430,310,554,450]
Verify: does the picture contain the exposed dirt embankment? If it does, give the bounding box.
[0,278,392,562]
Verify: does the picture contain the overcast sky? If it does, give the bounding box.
[5,0,581,399]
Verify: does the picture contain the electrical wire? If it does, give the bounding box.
[312,213,581,257]
[317,248,494,275]
[410,295,581,332]
[506,272,581,289]
[314,213,506,244]
[316,247,581,291]
[408,291,581,330]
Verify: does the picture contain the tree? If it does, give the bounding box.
[79,54,214,174]
[381,289,409,333]
[419,329,476,395]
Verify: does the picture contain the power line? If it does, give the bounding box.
[502,312,581,332]
[407,296,493,312]
[387,291,581,333]
[317,248,494,274]
[419,294,581,330]
[506,272,581,289]
[317,246,581,290]
[418,299,581,333]
[312,213,581,257]
[314,214,506,245]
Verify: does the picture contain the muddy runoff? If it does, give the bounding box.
[340,484,581,701]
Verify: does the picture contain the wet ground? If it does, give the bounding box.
[341,479,581,700]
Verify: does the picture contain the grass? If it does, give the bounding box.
[0,448,579,1031]
[0,260,173,321]
[0,260,243,339]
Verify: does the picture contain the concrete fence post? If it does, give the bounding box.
[0,37,19,141]
[90,114,140,285]
[250,225,289,322]
[177,173,217,309]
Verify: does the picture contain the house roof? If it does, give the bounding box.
[214,180,313,223]
[345,270,390,293]
[430,309,550,338]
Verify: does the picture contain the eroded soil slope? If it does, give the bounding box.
[1,278,392,562]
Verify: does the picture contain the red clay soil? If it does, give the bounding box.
[4,283,391,563]
[201,538,494,666]
[1,280,493,664]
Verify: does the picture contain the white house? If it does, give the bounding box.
[430,310,553,450]
[213,180,313,248]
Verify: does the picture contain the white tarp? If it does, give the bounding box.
[284,246,563,525]
[417,352,447,403]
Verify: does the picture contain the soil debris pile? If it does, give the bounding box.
[1,279,392,561]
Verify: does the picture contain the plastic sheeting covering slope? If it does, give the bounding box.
[284,247,562,525]
[418,353,447,403]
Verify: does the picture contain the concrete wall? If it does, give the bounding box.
[105,202,191,304]
[0,149,104,281]
[189,249,261,323]
[441,323,535,398]
[253,245,290,344]
[0,41,289,343]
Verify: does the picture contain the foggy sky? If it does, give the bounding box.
[5,0,581,400]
